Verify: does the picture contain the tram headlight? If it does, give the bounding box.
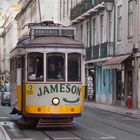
[52,97,60,105]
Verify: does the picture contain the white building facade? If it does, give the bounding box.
[71,0,114,104]
[70,0,140,109]
[59,0,82,26]
[0,3,19,80]
[17,0,61,37]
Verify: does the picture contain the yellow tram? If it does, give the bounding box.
[10,22,85,126]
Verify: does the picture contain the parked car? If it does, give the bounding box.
[0,83,5,97]
[1,83,11,106]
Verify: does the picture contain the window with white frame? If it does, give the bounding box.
[60,0,62,20]
[92,0,95,5]
[117,5,122,41]
[128,0,133,38]
[67,0,69,15]
[87,22,90,47]
[100,15,104,43]
[80,24,83,42]
[63,0,65,18]
[92,18,96,45]
[71,0,73,8]
[109,12,112,42]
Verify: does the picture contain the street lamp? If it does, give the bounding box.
[105,0,114,12]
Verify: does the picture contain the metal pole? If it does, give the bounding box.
[38,0,42,22]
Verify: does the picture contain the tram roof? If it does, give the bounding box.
[16,36,84,48]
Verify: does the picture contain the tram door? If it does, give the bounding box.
[16,56,25,112]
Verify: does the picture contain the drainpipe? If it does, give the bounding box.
[112,0,116,104]
[90,14,92,50]
[113,1,116,57]
[132,0,139,109]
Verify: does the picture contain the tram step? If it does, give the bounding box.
[36,118,73,128]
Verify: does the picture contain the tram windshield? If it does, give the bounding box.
[27,53,44,81]
[27,52,81,82]
[47,53,65,80]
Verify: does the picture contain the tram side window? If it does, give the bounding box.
[68,53,81,81]
[27,53,44,81]
[47,53,65,80]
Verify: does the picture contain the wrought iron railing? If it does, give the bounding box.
[92,44,99,59]
[86,47,92,60]
[70,0,105,20]
[86,42,114,61]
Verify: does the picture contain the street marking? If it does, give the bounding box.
[54,137,81,140]
[0,117,9,119]
[100,136,116,139]
[12,138,34,140]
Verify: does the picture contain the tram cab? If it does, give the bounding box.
[10,22,85,126]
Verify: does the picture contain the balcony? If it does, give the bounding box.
[93,44,99,59]
[86,42,114,61]
[86,47,92,60]
[70,0,105,20]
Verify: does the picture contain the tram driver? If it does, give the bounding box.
[48,61,58,79]
[47,55,64,80]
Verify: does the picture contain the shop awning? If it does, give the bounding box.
[103,54,131,69]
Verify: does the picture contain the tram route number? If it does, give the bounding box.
[26,84,34,95]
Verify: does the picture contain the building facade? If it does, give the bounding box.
[0,3,19,80]
[71,0,114,104]
[59,0,82,26]
[70,0,140,109]
[17,0,81,37]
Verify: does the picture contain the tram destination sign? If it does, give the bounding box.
[34,29,60,36]
[31,27,75,38]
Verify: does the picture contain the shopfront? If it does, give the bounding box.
[103,54,132,107]
[85,63,96,101]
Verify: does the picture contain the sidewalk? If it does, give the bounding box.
[84,101,140,119]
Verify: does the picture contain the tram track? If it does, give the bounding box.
[42,127,85,140]
[83,111,140,137]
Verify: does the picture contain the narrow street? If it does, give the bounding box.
[1,105,140,140]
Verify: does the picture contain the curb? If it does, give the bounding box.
[84,102,140,119]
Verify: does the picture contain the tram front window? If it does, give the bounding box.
[27,53,44,81]
[47,53,64,80]
[68,53,81,81]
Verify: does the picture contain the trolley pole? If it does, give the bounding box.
[38,0,42,22]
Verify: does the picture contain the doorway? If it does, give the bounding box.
[115,71,121,105]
